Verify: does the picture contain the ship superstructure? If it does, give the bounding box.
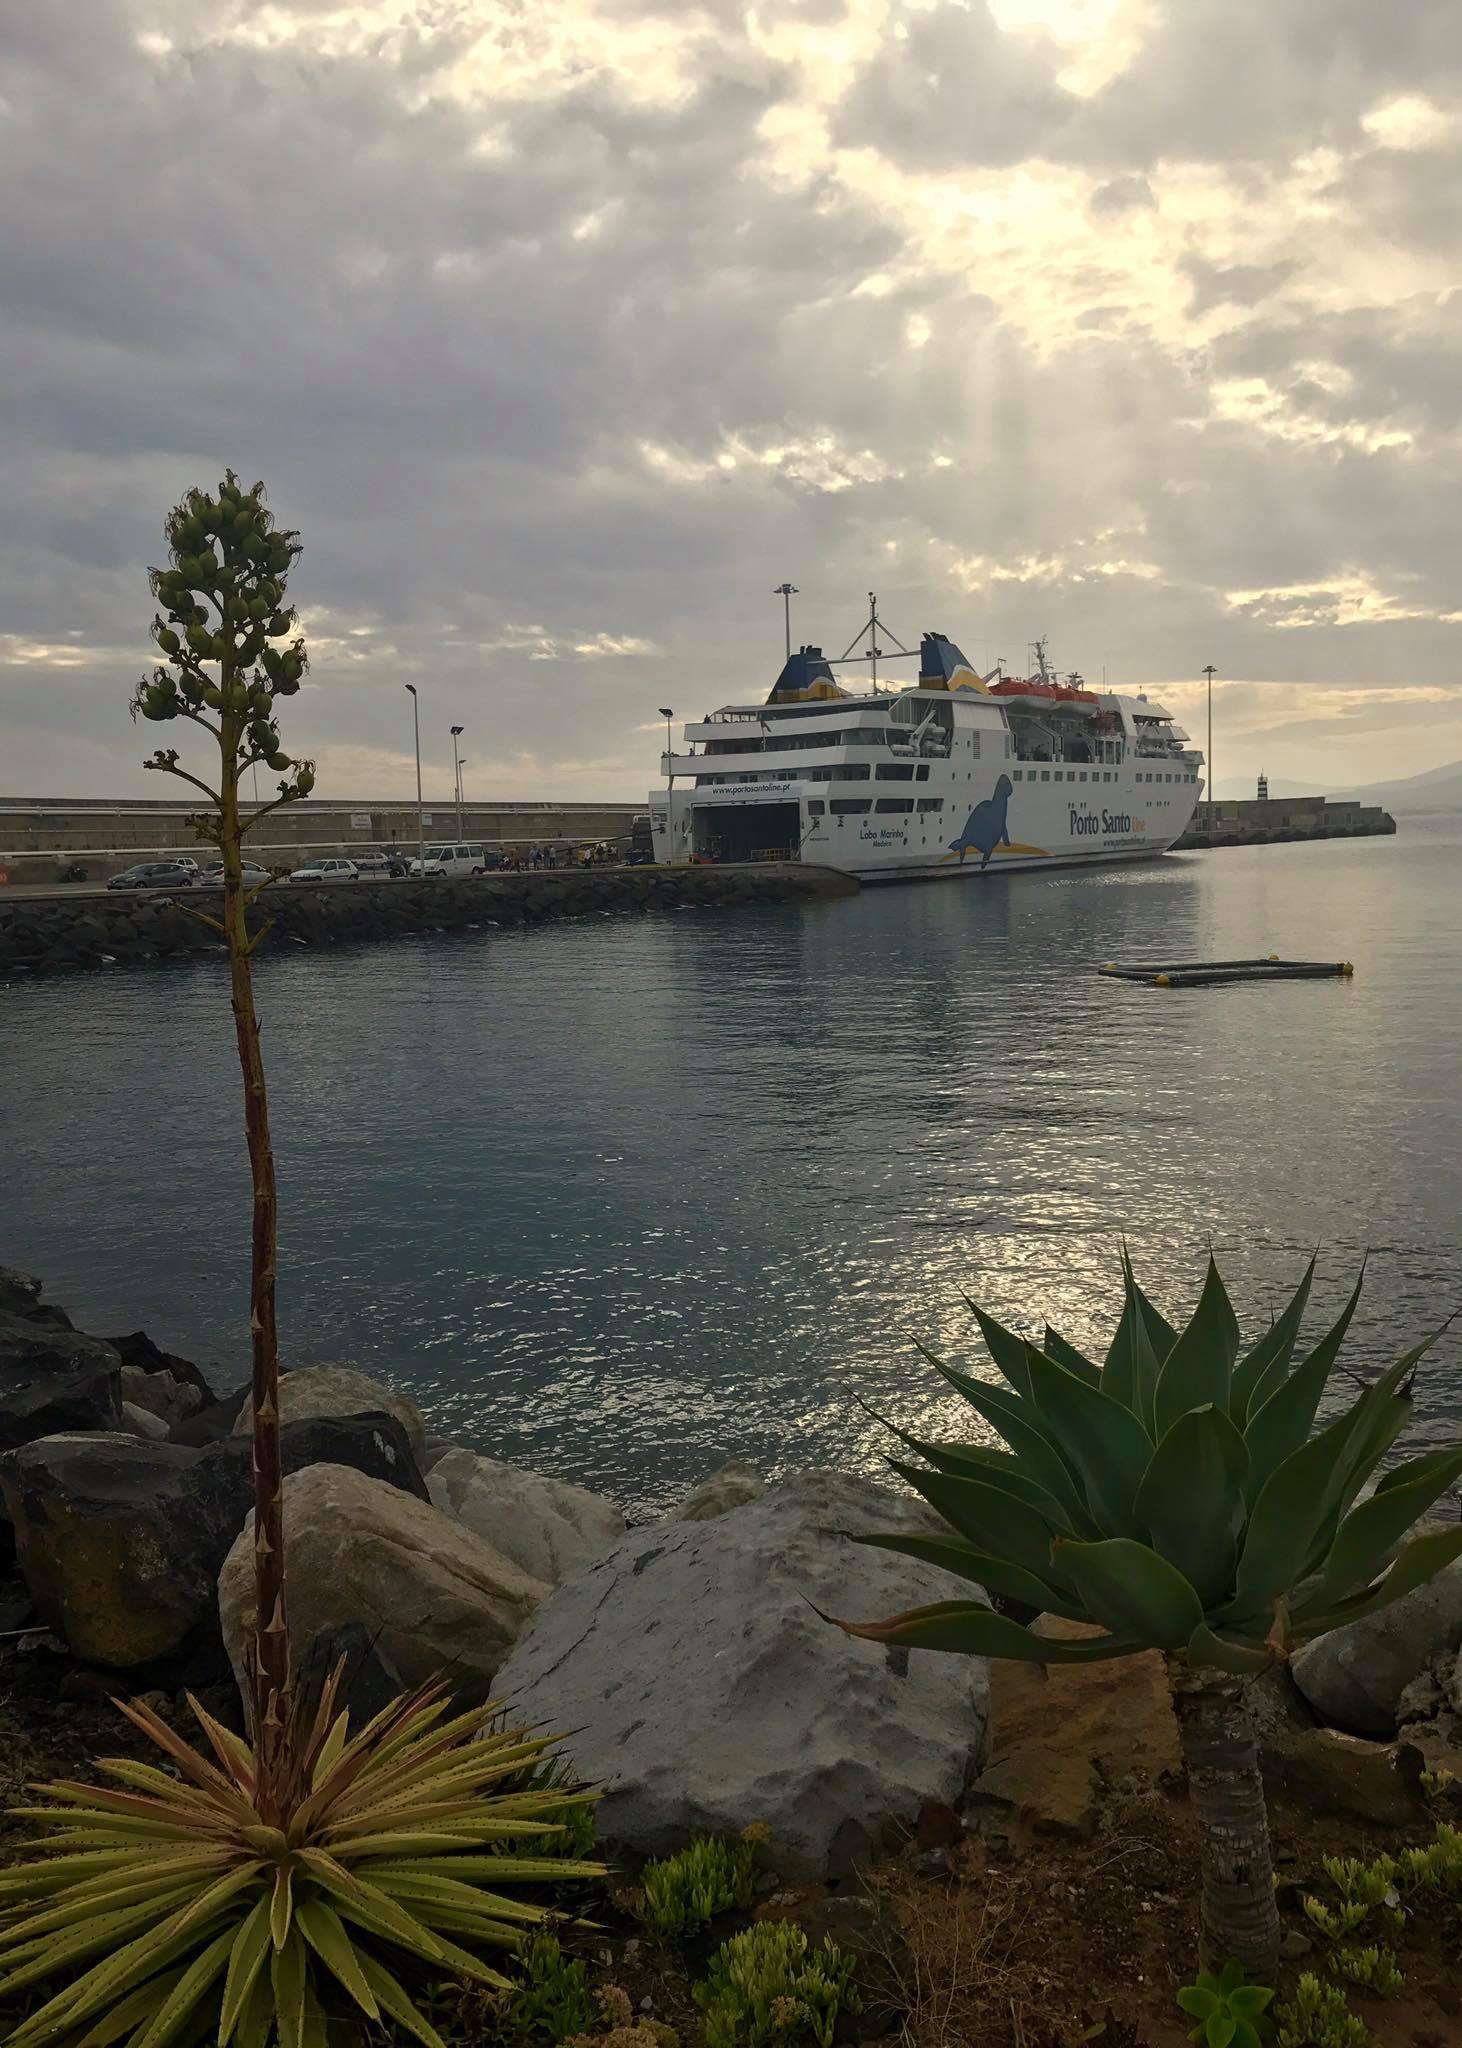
[649,621,1203,882]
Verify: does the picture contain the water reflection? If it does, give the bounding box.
[5,818,1460,1513]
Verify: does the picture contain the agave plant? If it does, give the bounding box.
[0,1672,602,2048]
[833,1252,1462,1977]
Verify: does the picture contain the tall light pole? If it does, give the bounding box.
[1202,664,1217,837]
[404,683,424,875]
[451,724,465,839]
[659,706,675,860]
[773,582,798,660]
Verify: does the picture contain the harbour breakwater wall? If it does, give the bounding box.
[1177,796,1396,849]
[0,864,858,978]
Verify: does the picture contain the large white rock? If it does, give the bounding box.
[120,1400,169,1441]
[231,1366,426,1463]
[667,1461,765,1522]
[1292,1560,1462,1737]
[218,1464,548,1702]
[427,1449,624,1586]
[490,1469,991,1877]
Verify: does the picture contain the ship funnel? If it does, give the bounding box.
[918,632,990,693]
[766,645,850,704]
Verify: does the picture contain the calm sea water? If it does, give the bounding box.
[4,816,1460,1515]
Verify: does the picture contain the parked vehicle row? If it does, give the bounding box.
[101,843,526,891]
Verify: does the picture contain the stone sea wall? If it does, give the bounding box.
[0,864,858,977]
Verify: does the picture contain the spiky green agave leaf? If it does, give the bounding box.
[844,1252,1461,1678]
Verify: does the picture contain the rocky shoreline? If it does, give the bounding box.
[3,1264,1461,1876]
[0,864,858,977]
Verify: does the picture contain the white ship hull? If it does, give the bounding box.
[648,624,1203,884]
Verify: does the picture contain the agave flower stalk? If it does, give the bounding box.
[833,1253,1462,1977]
[131,474,314,1803]
[0,1673,602,2048]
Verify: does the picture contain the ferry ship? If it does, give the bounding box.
[649,620,1203,883]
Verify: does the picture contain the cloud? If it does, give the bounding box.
[1,0,1460,804]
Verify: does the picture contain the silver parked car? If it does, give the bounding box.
[288,858,359,883]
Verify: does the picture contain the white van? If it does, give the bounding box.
[408,843,488,878]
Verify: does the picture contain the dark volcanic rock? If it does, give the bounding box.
[104,1330,212,1396]
[0,1412,428,1673]
[0,1270,45,1318]
[0,1313,122,1456]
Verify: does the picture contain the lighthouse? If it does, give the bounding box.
[1257,769,1269,802]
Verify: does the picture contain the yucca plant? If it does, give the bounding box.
[833,1252,1462,1978]
[0,1672,602,2048]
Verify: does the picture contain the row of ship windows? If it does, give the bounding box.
[806,797,945,817]
[1012,768,1198,784]
[696,763,933,787]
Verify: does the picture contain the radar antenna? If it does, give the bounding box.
[839,591,912,694]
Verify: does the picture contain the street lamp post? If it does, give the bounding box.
[451,724,465,839]
[659,706,675,860]
[1202,665,1217,837]
[773,582,798,660]
[404,684,425,876]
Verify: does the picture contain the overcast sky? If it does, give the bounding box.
[3,1,1460,803]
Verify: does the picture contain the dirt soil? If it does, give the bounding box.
[3,1636,1460,2048]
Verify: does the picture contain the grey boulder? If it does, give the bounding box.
[490,1469,992,1877]
[219,1464,549,1708]
[120,1365,203,1429]
[667,1460,766,1521]
[232,1365,426,1462]
[1292,1559,1462,1737]
[1,1413,426,1671]
[428,1449,625,1586]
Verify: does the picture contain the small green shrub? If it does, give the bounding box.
[693,1921,859,2048]
[639,1833,756,1942]
[1301,1851,1402,1944]
[1176,1960,1274,2048]
[1328,1945,1404,1997]
[1272,1974,1367,2048]
[498,1935,600,2043]
[1395,1821,1462,1897]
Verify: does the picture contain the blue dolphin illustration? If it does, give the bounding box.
[948,774,1014,868]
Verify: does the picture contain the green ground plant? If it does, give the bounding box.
[1294,1824,1462,1998]
[830,1250,1462,1976]
[1272,1973,1367,2048]
[0,1676,603,2048]
[1176,1960,1274,2048]
[494,1935,599,2043]
[692,1922,859,2048]
[638,1834,756,1942]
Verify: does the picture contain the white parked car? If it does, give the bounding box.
[407,843,488,878]
[288,858,359,883]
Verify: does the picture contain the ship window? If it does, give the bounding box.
[831,798,871,816]
[916,764,929,781]
[834,765,870,782]
[916,797,944,813]
[1079,771,1088,781]
[1040,770,1050,782]
[875,798,914,814]
[1013,769,1022,781]
[876,764,915,781]
[807,800,825,816]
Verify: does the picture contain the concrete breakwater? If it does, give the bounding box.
[1177,795,1397,850]
[0,863,857,978]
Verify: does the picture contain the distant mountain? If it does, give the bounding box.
[1332,760,1462,811]
[1227,760,1462,811]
